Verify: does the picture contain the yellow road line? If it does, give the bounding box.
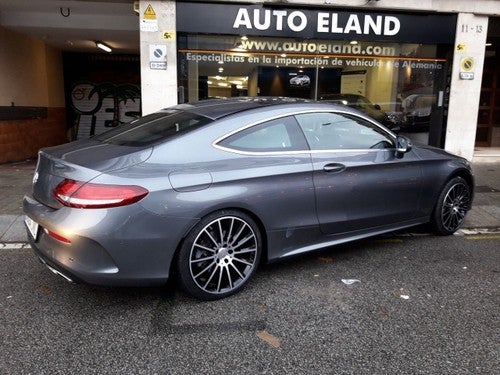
[465,235,500,240]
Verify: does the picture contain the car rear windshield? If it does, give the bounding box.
[95,110,213,146]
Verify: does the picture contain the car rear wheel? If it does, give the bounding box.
[431,177,471,236]
[176,210,262,300]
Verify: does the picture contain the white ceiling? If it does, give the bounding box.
[0,0,139,54]
[0,0,251,87]
[2,1,498,59]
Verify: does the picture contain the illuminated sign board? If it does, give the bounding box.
[177,2,456,43]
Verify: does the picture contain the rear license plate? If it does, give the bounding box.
[25,216,39,240]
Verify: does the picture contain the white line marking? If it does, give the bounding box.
[0,243,31,250]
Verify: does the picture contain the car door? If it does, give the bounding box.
[215,115,318,238]
[295,111,423,235]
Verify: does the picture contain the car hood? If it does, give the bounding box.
[412,143,469,164]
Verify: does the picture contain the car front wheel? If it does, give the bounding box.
[176,210,262,300]
[431,177,471,235]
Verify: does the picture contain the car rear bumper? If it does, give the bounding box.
[26,225,169,286]
[23,193,198,287]
[29,236,83,284]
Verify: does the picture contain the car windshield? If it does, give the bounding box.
[95,110,213,146]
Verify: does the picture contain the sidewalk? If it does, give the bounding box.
[1,158,499,243]
[0,159,36,243]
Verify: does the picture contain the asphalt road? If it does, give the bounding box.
[1,233,499,375]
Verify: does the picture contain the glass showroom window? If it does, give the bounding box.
[177,34,449,145]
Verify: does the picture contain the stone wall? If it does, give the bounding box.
[0,108,67,164]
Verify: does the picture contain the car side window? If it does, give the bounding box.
[219,116,308,152]
[295,112,394,150]
[96,110,212,146]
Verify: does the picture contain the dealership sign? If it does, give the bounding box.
[177,2,456,43]
[233,9,400,36]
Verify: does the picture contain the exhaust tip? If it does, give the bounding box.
[38,256,74,283]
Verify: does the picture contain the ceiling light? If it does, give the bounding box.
[350,40,358,45]
[95,41,112,53]
[241,35,248,41]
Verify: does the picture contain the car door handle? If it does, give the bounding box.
[323,163,346,173]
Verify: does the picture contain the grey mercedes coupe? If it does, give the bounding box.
[23,97,473,300]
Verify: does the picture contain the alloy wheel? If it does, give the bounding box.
[441,182,470,232]
[188,216,258,295]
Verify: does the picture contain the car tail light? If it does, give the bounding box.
[53,179,148,209]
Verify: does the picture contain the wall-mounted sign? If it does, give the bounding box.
[459,72,474,80]
[163,31,176,40]
[461,57,474,72]
[149,45,167,70]
[144,4,156,20]
[459,57,475,80]
[141,4,158,32]
[177,2,457,43]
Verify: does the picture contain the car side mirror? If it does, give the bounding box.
[395,135,412,158]
[374,104,381,110]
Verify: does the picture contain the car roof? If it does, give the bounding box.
[164,97,313,120]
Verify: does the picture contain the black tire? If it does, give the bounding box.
[176,210,262,300]
[431,177,471,236]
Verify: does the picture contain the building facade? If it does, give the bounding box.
[0,0,499,163]
[139,0,498,161]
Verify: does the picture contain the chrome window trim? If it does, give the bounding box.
[213,146,395,157]
[212,109,397,156]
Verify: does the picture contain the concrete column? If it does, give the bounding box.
[445,13,488,160]
[139,0,177,115]
[187,38,199,102]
